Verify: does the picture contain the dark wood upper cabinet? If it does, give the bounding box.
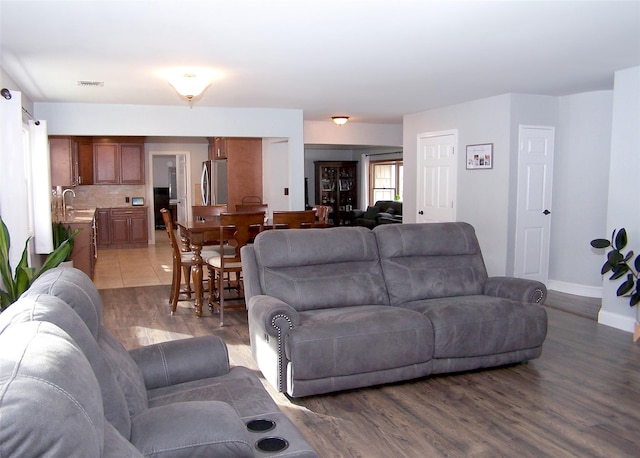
[49,136,94,186]
[93,137,145,185]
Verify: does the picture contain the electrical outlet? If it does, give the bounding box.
[284,188,289,196]
[125,197,130,203]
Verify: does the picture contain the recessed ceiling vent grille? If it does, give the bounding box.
[77,80,104,87]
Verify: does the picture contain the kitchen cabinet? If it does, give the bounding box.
[49,136,94,186]
[93,137,145,185]
[208,137,227,159]
[315,161,358,225]
[97,207,148,248]
[96,209,111,246]
[68,218,97,280]
[208,137,262,212]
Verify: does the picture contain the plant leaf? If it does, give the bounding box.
[601,261,613,275]
[0,217,15,299]
[630,291,640,307]
[609,263,629,280]
[614,228,628,250]
[590,238,611,249]
[607,250,623,266]
[624,250,634,263]
[616,274,635,297]
[635,254,640,273]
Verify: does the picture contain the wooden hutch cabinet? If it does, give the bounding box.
[315,161,358,225]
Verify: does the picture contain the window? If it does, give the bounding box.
[369,160,403,203]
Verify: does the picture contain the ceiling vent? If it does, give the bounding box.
[77,80,104,87]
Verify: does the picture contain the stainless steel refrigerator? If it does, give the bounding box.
[201,159,228,205]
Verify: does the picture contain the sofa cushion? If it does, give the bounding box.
[0,322,105,457]
[375,222,488,305]
[253,227,389,311]
[285,305,433,380]
[131,402,253,458]
[400,295,548,359]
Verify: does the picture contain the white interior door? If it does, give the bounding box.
[514,125,555,282]
[416,131,457,223]
[176,154,189,222]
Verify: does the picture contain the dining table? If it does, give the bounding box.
[177,215,333,317]
[177,216,224,317]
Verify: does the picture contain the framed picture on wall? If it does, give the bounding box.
[466,143,493,169]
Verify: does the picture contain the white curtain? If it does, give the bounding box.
[360,153,370,208]
[29,120,53,254]
[0,90,52,275]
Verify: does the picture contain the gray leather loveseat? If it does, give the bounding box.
[242,222,547,398]
[0,268,317,457]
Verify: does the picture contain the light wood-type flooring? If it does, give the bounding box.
[96,236,640,457]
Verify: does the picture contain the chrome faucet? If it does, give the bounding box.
[62,188,76,215]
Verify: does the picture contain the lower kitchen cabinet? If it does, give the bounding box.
[68,219,97,280]
[97,207,148,248]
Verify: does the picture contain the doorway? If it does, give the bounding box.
[147,151,190,244]
[416,130,458,223]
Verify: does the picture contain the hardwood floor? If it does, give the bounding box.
[99,285,640,457]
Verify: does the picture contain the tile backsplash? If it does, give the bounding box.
[69,185,147,208]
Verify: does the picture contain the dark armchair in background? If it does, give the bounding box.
[354,200,402,228]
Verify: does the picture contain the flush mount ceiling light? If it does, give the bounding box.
[167,71,213,105]
[332,116,349,126]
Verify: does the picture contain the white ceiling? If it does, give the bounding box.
[1,0,639,124]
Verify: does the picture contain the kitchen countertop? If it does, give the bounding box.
[55,208,96,224]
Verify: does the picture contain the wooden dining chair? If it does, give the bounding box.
[161,208,218,315]
[235,203,268,215]
[206,211,265,326]
[241,196,262,204]
[272,210,317,229]
[312,205,332,225]
[192,205,228,221]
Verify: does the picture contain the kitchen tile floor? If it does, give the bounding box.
[93,231,174,289]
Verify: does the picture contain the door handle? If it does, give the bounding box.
[543,209,551,215]
[418,210,424,215]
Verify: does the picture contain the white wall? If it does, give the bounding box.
[547,91,613,296]
[599,66,640,332]
[304,120,402,146]
[34,103,305,210]
[507,94,559,275]
[403,94,513,276]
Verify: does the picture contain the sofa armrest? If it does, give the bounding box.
[248,295,300,337]
[130,401,253,457]
[483,276,547,304]
[352,209,366,219]
[129,336,230,390]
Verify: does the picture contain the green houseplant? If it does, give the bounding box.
[52,221,78,262]
[590,228,640,307]
[0,216,81,310]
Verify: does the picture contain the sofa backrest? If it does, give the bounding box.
[0,294,133,439]
[24,267,150,419]
[0,321,107,457]
[374,222,488,305]
[251,226,389,311]
[375,200,402,215]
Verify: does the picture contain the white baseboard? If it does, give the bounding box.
[546,280,602,298]
[598,309,635,334]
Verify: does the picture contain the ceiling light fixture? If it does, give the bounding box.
[332,116,349,126]
[168,72,212,106]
